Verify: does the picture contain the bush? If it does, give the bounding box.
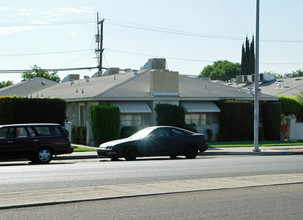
[216,101,254,141]
[71,126,86,145]
[120,126,138,138]
[0,96,66,125]
[155,104,185,128]
[90,105,120,144]
[184,123,198,133]
[206,129,213,142]
[262,102,281,140]
[276,95,301,115]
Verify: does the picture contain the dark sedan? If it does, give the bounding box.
[97,126,208,161]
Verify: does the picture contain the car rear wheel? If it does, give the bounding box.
[184,145,198,159]
[124,146,137,161]
[111,156,119,161]
[34,147,53,164]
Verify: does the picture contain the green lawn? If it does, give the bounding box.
[208,140,303,148]
[73,146,97,152]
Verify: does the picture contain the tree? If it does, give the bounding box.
[240,36,255,75]
[21,65,60,82]
[0,80,13,89]
[292,69,303,77]
[199,60,241,81]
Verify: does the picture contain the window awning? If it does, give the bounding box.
[111,102,152,113]
[182,102,220,113]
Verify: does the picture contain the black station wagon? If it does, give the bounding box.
[0,123,73,164]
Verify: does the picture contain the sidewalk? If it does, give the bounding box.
[203,145,303,156]
[55,145,303,160]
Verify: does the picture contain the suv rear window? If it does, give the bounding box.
[33,126,61,137]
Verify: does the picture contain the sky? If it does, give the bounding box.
[1,0,303,83]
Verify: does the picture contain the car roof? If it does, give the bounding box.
[0,123,60,128]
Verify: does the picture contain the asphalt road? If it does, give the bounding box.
[0,155,302,193]
[1,184,302,220]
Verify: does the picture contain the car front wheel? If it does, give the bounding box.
[34,147,53,164]
[184,145,198,159]
[124,146,137,161]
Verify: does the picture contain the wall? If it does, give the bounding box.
[288,118,303,140]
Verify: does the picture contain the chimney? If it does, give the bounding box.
[149,70,179,96]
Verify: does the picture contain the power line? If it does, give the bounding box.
[0,49,94,57]
[0,66,100,74]
[105,48,303,65]
[106,18,303,43]
[0,19,95,27]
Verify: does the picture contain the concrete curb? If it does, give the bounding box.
[202,151,303,156]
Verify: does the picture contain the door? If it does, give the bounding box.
[140,128,171,156]
[0,127,14,157]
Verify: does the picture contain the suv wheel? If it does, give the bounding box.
[35,147,53,164]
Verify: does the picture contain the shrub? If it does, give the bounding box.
[206,129,213,142]
[155,104,185,128]
[71,126,86,145]
[262,102,281,140]
[90,105,120,144]
[216,101,254,141]
[0,96,66,125]
[276,95,301,115]
[120,126,138,138]
[184,122,198,133]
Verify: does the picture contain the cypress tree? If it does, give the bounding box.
[249,36,255,75]
[245,36,250,75]
[240,44,245,75]
[240,36,255,76]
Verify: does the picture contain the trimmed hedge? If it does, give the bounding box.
[216,101,281,141]
[90,105,120,144]
[0,96,66,125]
[276,95,301,115]
[155,103,185,128]
[262,102,281,140]
[216,101,254,141]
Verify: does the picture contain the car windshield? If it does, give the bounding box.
[129,127,155,139]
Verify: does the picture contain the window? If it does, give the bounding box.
[0,128,9,139]
[185,113,210,125]
[152,128,170,137]
[120,114,142,127]
[172,129,184,136]
[34,126,61,137]
[16,127,28,138]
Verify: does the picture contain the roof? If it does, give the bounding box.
[0,77,59,97]
[30,70,278,102]
[258,77,303,97]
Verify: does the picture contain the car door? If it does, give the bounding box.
[11,126,38,157]
[169,128,189,155]
[0,127,15,157]
[141,128,171,156]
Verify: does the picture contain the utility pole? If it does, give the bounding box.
[254,0,260,152]
[95,12,104,76]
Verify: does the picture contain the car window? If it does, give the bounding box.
[26,127,37,137]
[16,127,29,138]
[34,126,61,137]
[0,128,9,139]
[152,128,170,137]
[172,128,184,136]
